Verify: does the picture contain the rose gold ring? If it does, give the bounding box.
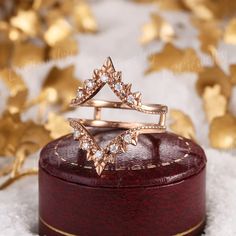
[69,57,168,175]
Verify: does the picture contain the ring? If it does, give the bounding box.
[69,57,168,175]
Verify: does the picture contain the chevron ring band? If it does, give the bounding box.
[71,99,167,131]
[69,57,168,175]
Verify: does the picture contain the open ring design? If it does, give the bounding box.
[69,57,168,175]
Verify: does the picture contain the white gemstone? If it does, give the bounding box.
[94,150,103,159]
[73,130,81,139]
[85,80,94,90]
[100,75,108,82]
[127,94,135,104]
[123,134,132,143]
[77,90,83,98]
[114,83,122,92]
[109,144,118,154]
[81,142,90,150]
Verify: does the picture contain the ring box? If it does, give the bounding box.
[39,128,206,236]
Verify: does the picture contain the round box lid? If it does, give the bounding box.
[39,128,206,188]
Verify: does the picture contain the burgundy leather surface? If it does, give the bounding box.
[39,129,206,236]
[39,129,206,188]
[39,167,206,236]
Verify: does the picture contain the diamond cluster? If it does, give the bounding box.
[72,121,137,166]
[71,66,142,108]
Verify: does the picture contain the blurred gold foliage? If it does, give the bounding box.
[146,43,202,74]
[0,65,81,189]
[209,114,236,149]
[196,64,232,99]
[202,85,227,123]
[0,0,92,188]
[45,113,72,139]
[42,65,82,111]
[230,65,236,85]
[224,18,236,45]
[140,14,175,44]
[182,0,236,20]
[136,0,236,149]
[135,0,236,19]
[170,109,196,140]
[0,0,97,67]
[192,18,222,55]
[0,112,51,189]
[0,69,28,114]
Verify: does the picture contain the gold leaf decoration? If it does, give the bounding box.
[0,69,28,114]
[146,43,202,74]
[229,64,236,85]
[0,41,12,68]
[134,0,236,19]
[183,0,236,20]
[0,112,51,158]
[20,124,52,153]
[10,10,40,37]
[42,66,82,111]
[140,13,175,44]
[209,114,236,149]
[0,69,26,96]
[0,0,98,67]
[192,18,222,55]
[45,113,71,139]
[0,112,51,189]
[183,0,215,20]
[72,1,98,33]
[12,42,45,67]
[49,38,78,60]
[224,18,236,45]
[7,89,28,115]
[0,1,99,188]
[33,0,58,10]
[0,162,14,178]
[170,109,196,140]
[202,85,227,122]
[44,18,73,46]
[0,169,38,190]
[196,65,232,99]
[158,0,186,11]
[0,113,19,157]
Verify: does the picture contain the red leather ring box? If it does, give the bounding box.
[39,129,207,236]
